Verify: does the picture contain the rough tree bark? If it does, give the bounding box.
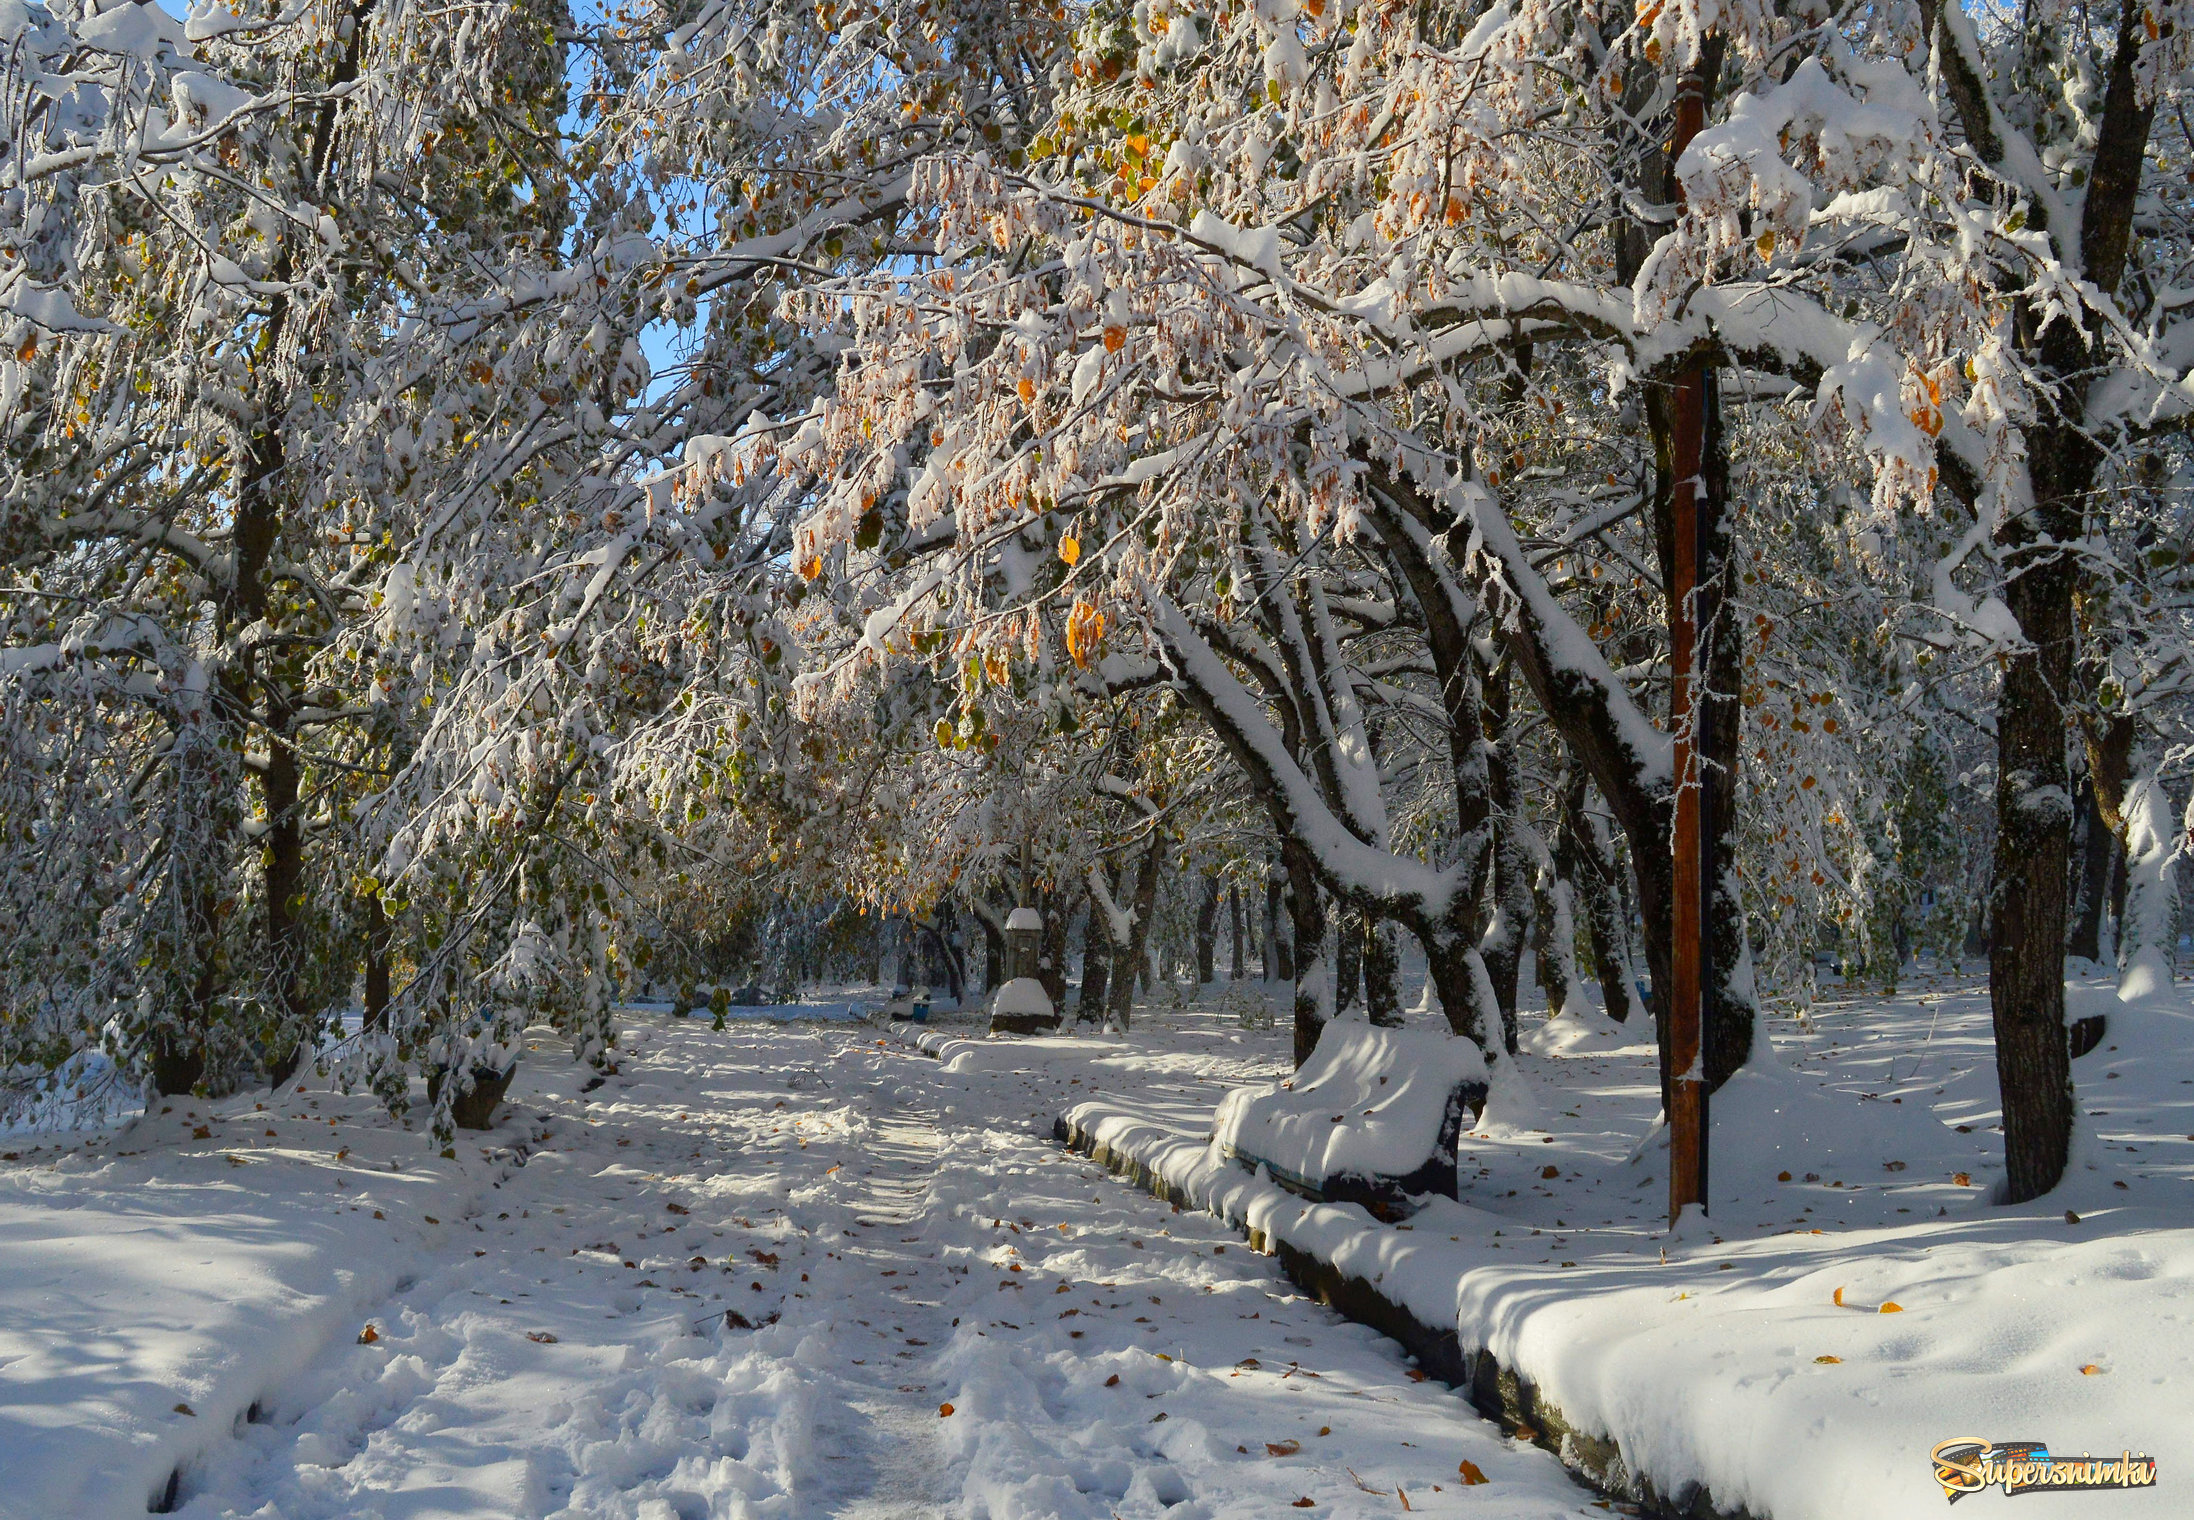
[1920,0,2156,1202]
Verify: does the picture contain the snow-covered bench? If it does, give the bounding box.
[1212,1021,1488,1218]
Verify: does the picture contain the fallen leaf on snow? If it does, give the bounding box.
[938,1403,955,1418]
[357,1325,380,1345]
[2080,1364,2105,1375]
[526,1332,558,1343]
[1879,1301,1903,1314]
[1457,1460,1488,1485]
[1267,1440,1301,1456]
[1291,1500,1316,1509]
[1814,1355,1841,1364]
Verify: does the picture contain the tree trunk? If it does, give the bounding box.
[2067,774,2114,963]
[1697,354,1755,1085]
[983,916,1004,994]
[1537,777,1583,1018]
[1264,866,1290,981]
[1334,901,1363,1014]
[1566,777,1639,1022]
[1077,875,1114,1024]
[364,890,392,1032]
[1284,839,1329,1065]
[1229,884,1245,980]
[1195,871,1220,986]
[1362,914,1401,1026]
[1038,886,1070,1006]
[1478,658,1533,1053]
[1107,838,1165,1034]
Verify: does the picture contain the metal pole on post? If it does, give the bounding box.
[1667,63,1710,1229]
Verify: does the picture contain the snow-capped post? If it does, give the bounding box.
[990,907,1058,1036]
[1666,61,1710,1229]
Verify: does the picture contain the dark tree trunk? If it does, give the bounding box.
[1697,357,1754,1085]
[364,891,392,1032]
[1916,0,2154,1207]
[1229,885,1245,980]
[1038,886,1070,1006]
[1108,838,1165,1033]
[2068,774,2115,962]
[1077,875,1115,1024]
[1195,872,1220,986]
[1265,866,1291,982]
[1284,839,1328,1066]
[978,911,1003,996]
[1565,776,1637,1022]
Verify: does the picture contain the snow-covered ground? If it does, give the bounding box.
[0,999,1595,1520]
[1069,969,2193,1519]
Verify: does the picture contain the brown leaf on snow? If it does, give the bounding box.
[526,1332,558,1344]
[1457,1460,1488,1485]
[939,1402,955,1417]
[357,1324,380,1345]
[1952,1172,1971,1187]
[1267,1440,1301,1456]
[1291,1500,1316,1508]
[1814,1355,1841,1364]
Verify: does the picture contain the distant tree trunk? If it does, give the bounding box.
[1536,778,1583,1018]
[2067,775,2114,963]
[364,891,392,1032]
[1565,775,1639,1022]
[1038,886,1070,1006]
[1195,872,1221,986]
[1108,838,1165,1033]
[1265,866,1292,982]
[1229,885,1245,980]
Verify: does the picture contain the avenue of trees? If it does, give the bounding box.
[3,0,2190,1198]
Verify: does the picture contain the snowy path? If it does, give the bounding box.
[4,1013,1594,1520]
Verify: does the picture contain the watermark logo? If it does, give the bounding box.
[1931,1439,2157,1502]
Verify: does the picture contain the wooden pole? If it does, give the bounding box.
[1667,64,1710,1228]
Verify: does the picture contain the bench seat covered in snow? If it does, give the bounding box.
[1212,1021,1488,1216]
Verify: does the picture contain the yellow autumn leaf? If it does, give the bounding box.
[1879,1301,1903,1314]
[1059,534,1081,566]
[1814,1355,1841,1364]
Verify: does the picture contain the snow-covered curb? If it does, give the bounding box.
[1056,1093,2188,1520]
[1051,1102,1728,1516]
